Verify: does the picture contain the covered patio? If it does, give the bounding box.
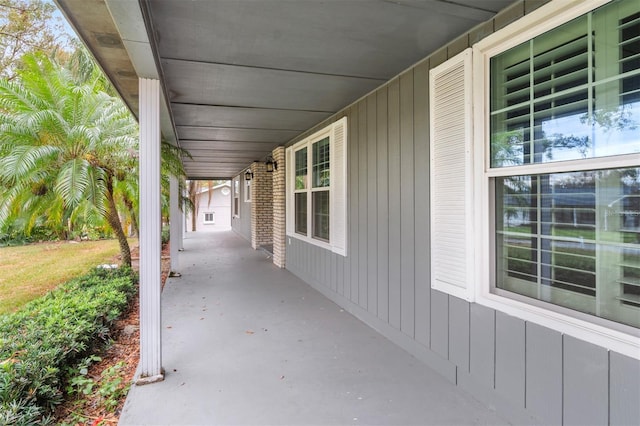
[119,231,508,425]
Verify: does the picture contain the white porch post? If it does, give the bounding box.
[179,187,185,250]
[169,176,181,272]
[137,78,164,384]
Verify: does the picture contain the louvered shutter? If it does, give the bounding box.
[429,48,475,301]
[330,117,348,256]
[285,147,294,236]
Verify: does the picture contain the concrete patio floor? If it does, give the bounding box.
[119,231,509,426]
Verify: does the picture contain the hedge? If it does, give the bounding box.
[0,267,136,425]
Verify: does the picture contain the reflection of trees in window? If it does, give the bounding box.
[312,137,330,241]
[491,0,640,329]
[582,107,638,134]
[491,129,592,166]
[498,167,640,322]
[295,193,307,235]
[499,172,598,297]
[295,148,307,190]
[491,104,638,167]
[491,4,640,168]
[312,137,330,188]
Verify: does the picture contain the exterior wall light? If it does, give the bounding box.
[244,169,253,181]
[265,156,278,172]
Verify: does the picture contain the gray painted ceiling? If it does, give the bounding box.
[57,0,516,179]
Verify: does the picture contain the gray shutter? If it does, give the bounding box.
[429,48,475,301]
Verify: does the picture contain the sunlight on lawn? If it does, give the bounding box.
[0,239,135,314]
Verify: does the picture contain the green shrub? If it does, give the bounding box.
[161,225,170,246]
[0,267,136,425]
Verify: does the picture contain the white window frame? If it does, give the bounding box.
[203,212,215,224]
[244,174,251,203]
[286,117,347,256]
[471,0,639,359]
[233,177,240,218]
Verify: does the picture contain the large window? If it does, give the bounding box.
[233,177,239,218]
[286,118,347,255]
[294,136,330,241]
[294,147,308,235]
[489,0,640,330]
[312,137,330,241]
[244,175,251,203]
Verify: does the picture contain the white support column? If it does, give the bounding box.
[169,176,181,272]
[137,78,164,384]
[179,188,185,251]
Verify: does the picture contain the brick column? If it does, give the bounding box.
[272,147,286,268]
[250,162,273,249]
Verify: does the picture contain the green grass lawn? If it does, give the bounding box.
[0,239,127,315]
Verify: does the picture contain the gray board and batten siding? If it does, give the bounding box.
[231,176,251,241]
[285,1,640,425]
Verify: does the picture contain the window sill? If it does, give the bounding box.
[287,232,331,252]
[475,288,640,360]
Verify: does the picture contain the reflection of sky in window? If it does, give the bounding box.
[541,101,640,162]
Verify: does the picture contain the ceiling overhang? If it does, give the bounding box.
[55,0,516,179]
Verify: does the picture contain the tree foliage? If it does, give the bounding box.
[0,48,189,262]
[0,51,139,264]
[0,0,72,80]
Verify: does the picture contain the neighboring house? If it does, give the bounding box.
[186,183,231,231]
[58,0,640,424]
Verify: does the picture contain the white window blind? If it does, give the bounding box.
[429,48,475,302]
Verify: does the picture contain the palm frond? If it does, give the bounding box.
[54,157,91,208]
[0,145,60,184]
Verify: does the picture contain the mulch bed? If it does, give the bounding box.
[54,242,171,425]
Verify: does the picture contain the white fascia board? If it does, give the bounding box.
[122,40,158,80]
[104,0,157,79]
[104,0,149,43]
[105,0,177,146]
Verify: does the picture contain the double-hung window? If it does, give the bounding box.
[487,0,640,331]
[431,0,639,357]
[286,117,347,256]
[233,177,240,218]
[443,0,640,358]
[244,175,251,203]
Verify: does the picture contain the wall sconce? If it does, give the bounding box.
[244,169,253,181]
[265,156,278,172]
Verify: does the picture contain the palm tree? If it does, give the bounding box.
[161,141,191,226]
[0,52,139,265]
